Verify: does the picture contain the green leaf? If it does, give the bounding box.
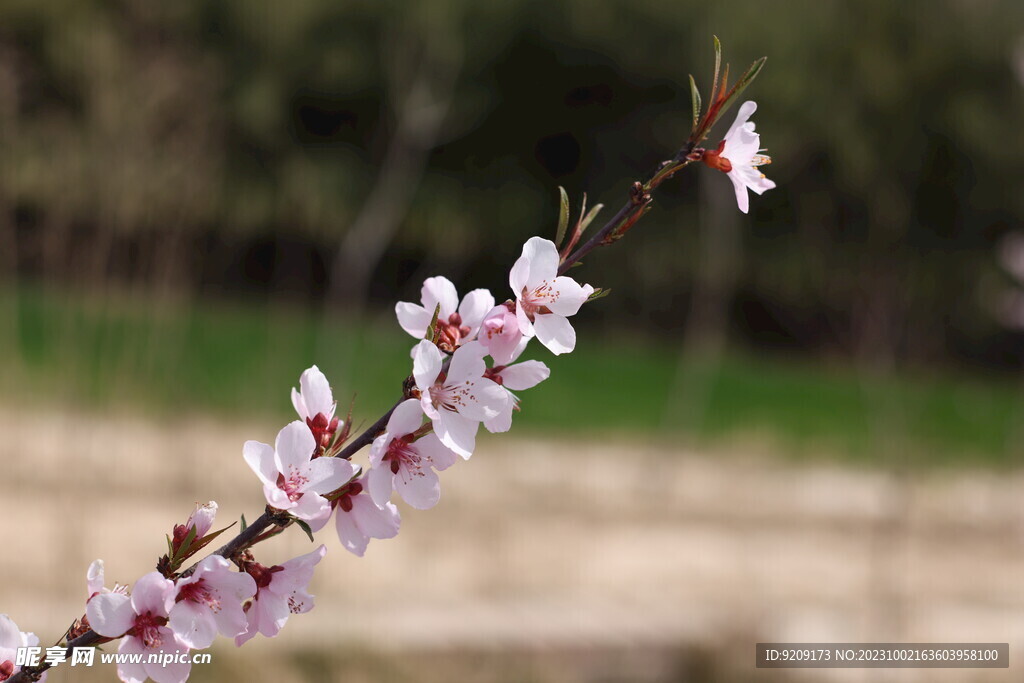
[165,534,174,557]
[171,525,198,562]
[717,57,767,122]
[294,519,315,543]
[689,74,701,130]
[240,514,247,533]
[711,35,722,102]
[578,203,604,235]
[555,186,570,247]
[186,522,236,556]
[587,287,612,301]
[424,303,442,341]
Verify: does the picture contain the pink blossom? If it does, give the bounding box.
[0,614,45,683]
[368,399,458,510]
[483,359,551,433]
[291,365,340,449]
[86,572,190,683]
[396,276,495,350]
[244,421,358,523]
[170,502,218,556]
[509,237,593,355]
[478,304,528,365]
[314,478,401,556]
[169,556,257,649]
[703,100,775,214]
[413,340,507,458]
[235,545,326,646]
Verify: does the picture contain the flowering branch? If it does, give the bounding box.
[2,37,774,683]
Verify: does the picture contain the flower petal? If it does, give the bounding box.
[367,461,395,509]
[386,398,425,438]
[458,289,496,338]
[350,495,401,539]
[520,236,559,286]
[243,441,277,488]
[396,464,441,510]
[168,600,216,650]
[412,340,442,390]
[298,365,335,419]
[435,411,479,459]
[395,301,431,338]
[545,277,592,317]
[532,313,577,355]
[86,592,134,638]
[724,100,757,141]
[415,433,459,471]
[130,572,175,617]
[420,276,459,320]
[274,421,317,476]
[499,360,550,391]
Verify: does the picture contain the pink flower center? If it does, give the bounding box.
[177,578,220,613]
[0,660,14,681]
[277,468,310,502]
[384,435,422,475]
[428,376,475,413]
[131,611,167,650]
[519,285,555,320]
[435,312,472,351]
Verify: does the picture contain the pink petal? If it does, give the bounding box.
[520,236,559,286]
[290,387,307,421]
[726,170,750,214]
[499,360,550,391]
[350,495,401,540]
[414,433,459,471]
[396,464,441,510]
[143,634,191,683]
[304,455,358,494]
[273,421,317,475]
[483,397,514,433]
[86,559,105,597]
[412,340,442,390]
[532,313,577,355]
[367,461,395,509]
[289,491,330,521]
[435,411,479,459]
[395,301,432,338]
[272,545,327,594]
[545,277,592,317]
[168,600,215,650]
[130,572,175,618]
[386,398,425,438]
[86,592,134,638]
[447,340,487,384]
[420,276,459,320]
[298,365,335,419]
[515,299,534,337]
[243,441,277,488]
[457,289,496,338]
[509,251,530,296]
[116,637,149,683]
[334,509,370,557]
[724,100,757,141]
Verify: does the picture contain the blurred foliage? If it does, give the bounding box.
[1,0,1023,368]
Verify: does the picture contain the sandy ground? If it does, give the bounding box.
[2,405,1022,681]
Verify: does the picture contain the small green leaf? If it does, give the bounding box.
[711,35,722,102]
[555,186,570,247]
[294,519,315,543]
[165,534,174,557]
[240,514,247,532]
[587,287,612,301]
[424,303,442,341]
[689,75,701,130]
[579,203,604,234]
[717,57,767,123]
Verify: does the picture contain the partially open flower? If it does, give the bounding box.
[703,100,775,214]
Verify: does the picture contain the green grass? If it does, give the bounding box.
[1,286,1021,466]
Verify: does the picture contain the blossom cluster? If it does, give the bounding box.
[25,236,592,683]
[2,83,774,682]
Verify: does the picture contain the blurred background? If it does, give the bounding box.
[1,0,1023,680]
